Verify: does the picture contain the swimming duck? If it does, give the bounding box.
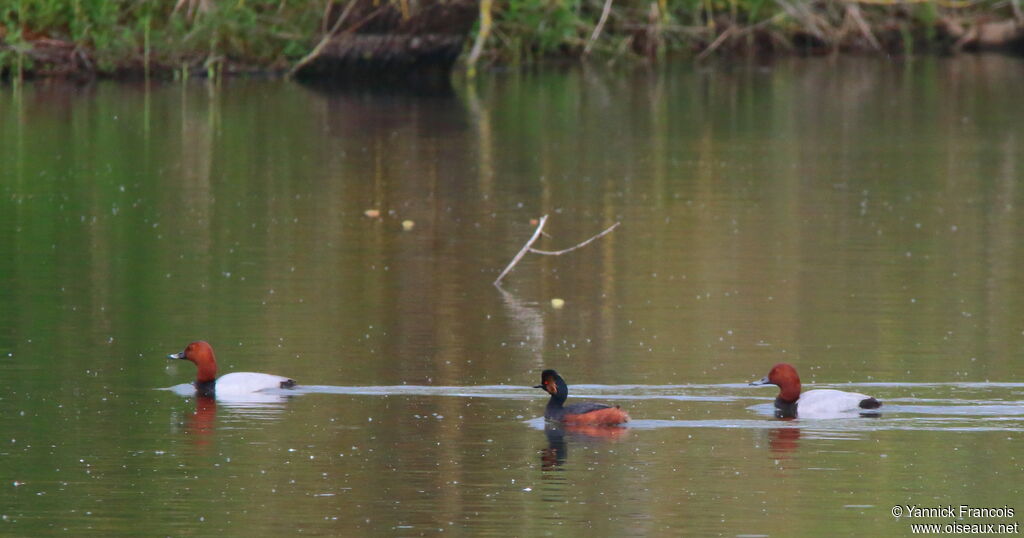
[750,363,881,418]
[168,341,296,398]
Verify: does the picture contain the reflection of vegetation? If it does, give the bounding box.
[1,54,1024,538]
[3,0,1023,78]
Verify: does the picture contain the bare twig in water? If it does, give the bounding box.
[529,222,620,255]
[493,215,621,286]
[584,0,616,56]
[494,215,549,286]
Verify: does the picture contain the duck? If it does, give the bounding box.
[534,369,629,425]
[168,341,296,398]
[749,363,881,418]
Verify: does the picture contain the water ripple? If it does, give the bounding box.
[161,382,1024,432]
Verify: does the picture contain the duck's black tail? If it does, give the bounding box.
[859,397,881,410]
[280,379,297,389]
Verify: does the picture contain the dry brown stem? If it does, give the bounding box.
[493,216,621,286]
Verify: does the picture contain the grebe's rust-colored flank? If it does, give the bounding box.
[534,369,629,425]
[560,406,630,425]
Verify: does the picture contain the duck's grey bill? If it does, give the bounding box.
[749,376,770,386]
[168,352,185,360]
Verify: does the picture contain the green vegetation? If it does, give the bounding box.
[1,0,320,78]
[487,0,1023,60]
[1,0,1021,79]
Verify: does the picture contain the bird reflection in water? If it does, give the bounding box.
[540,423,629,471]
[768,424,801,455]
[187,396,217,447]
[766,425,801,472]
[181,392,293,449]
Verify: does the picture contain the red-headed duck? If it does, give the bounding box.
[750,363,881,418]
[168,341,296,398]
[535,369,629,425]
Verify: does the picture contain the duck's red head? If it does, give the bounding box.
[169,341,218,383]
[750,363,802,403]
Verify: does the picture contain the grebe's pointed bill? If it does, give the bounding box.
[168,351,186,360]
[533,384,544,389]
[750,376,770,386]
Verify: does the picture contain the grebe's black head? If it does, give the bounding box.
[534,369,568,401]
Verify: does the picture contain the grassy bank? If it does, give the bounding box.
[2,0,1022,79]
[1,0,320,78]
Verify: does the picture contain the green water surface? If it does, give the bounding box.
[1,55,1023,536]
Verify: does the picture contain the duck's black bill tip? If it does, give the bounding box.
[749,377,770,386]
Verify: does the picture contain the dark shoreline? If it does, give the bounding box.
[4,47,1023,85]
[3,2,1023,83]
